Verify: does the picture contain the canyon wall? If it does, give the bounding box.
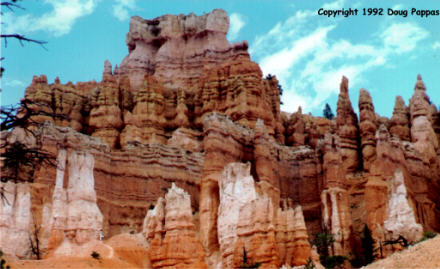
[1,9,440,268]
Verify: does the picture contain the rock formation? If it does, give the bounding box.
[1,9,440,269]
[275,205,311,266]
[0,182,32,258]
[144,183,207,269]
[336,76,360,173]
[359,89,377,171]
[42,149,104,257]
[88,61,123,148]
[389,96,410,141]
[121,75,168,147]
[383,169,423,242]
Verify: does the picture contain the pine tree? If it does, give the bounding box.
[323,103,334,120]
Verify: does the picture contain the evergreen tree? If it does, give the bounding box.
[323,103,335,120]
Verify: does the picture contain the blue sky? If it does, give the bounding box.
[1,0,439,117]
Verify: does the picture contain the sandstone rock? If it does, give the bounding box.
[276,205,311,267]
[167,127,203,152]
[408,76,438,162]
[321,188,352,255]
[3,8,440,268]
[119,9,247,90]
[383,169,423,242]
[145,183,207,269]
[43,149,104,257]
[336,76,359,173]
[120,76,167,147]
[199,113,253,255]
[194,55,280,137]
[24,75,54,125]
[217,162,278,268]
[88,61,123,148]
[0,182,32,258]
[389,96,410,141]
[359,89,377,171]
[286,107,306,146]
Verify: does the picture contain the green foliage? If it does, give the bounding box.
[323,255,347,269]
[304,257,315,269]
[313,227,335,261]
[91,251,100,260]
[313,228,348,268]
[264,73,283,96]
[323,103,335,120]
[414,231,437,244]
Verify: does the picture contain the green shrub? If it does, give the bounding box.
[323,255,347,269]
[414,231,437,244]
[304,257,315,269]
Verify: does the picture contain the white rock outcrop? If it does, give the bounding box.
[42,149,103,257]
[384,169,423,242]
[0,182,32,258]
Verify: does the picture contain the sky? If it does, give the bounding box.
[1,0,439,117]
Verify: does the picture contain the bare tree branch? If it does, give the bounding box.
[1,34,47,50]
[0,0,24,14]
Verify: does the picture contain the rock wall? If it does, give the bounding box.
[217,162,311,268]
[2,8,440,268]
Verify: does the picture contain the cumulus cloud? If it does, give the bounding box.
[228,13,245,41]
[381,22,429,53]
[3,79,25,87]
[2,0,99,37]
[250,0,429,113]
[112,0,137,21]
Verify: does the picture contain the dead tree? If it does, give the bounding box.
[1,0,47,78]
[1,100,65,205]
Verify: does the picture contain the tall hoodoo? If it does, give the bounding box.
[389,96,410,141]
[336,76,360,173]
[359,89,377,171]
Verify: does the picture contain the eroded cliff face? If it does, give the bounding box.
[0,182,32,258]
[1,8,440,268]
[143,183,207,269]
[36,148,104,259]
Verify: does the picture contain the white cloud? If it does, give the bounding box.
[323,0,345,9]
[112,0,137,21]
[391,4,405,10]
[228,13,245,41]
[260,26,334,79]
[381,22,429,53]
[3,79,25,87]
[432,42,440,50]
[2,0,99,36]
[251,2,429,114]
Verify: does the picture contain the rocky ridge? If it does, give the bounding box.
[1,9,439,269]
